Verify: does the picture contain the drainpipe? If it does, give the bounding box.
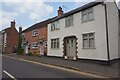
[103,3,110,64]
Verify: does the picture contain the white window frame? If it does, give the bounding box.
[32,42,38,49]
[32,29,38,36]
[82,8,94,23]
[82,33,95,48]
[65,15,74,27]
[51,21,59,31]
[51,38,59,49]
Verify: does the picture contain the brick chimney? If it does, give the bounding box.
[19,26,22,33]
[11,20,15,28]
[58,6,63,17]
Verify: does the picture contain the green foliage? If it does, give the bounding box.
[17,35,23,55]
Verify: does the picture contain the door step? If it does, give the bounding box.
[64,56,77,60]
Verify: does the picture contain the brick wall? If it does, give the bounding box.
[4,27,19,54]
[24,25,47,55]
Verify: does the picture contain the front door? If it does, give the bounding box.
[66,38,76,59]
[39,42,44,56]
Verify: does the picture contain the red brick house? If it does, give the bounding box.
[1,20,19,54]
[21,18,55,56]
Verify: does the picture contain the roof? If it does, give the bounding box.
[50,2,102,23]
[22,2,103,33]
[22,17,57,33]
[2,27,10,32]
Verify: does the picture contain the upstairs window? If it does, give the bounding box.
[82,8,94,23]
[65,15,73,27]
[32,29,38,36]
[51,21,59,31]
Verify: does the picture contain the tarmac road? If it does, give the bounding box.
[2,56,91,79]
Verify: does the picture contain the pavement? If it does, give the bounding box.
[3,53,120,78]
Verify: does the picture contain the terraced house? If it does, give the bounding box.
[22,18,55,56]
[1,20,19,54]
[48,1,120,61]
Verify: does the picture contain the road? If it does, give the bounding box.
[2,56,91,79]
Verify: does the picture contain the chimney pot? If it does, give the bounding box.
[11,20,15,28]
[58,6,63,17]
[19,26,22,33]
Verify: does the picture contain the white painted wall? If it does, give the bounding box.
[105,2,119,60]
[0,32,2,53]
[119,13,120,59]
[48,3,119,61]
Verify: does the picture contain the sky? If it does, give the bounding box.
[0,0,120,31]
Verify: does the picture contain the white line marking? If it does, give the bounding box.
[3,70,16,80]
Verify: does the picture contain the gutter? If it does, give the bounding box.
[103,3,110,62]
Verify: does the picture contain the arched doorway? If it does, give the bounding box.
[63,36,78,60]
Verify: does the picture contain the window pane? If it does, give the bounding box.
[70,17,73,26]
[51,42,53,48]
[89,33,94,38]
[88,12,94,21]
[51,39,53,48]
[65,15,73,27]
[89,38,95,48]
[83,34,88,38]
[57,39,59,48]
[82,13,87,22]
[56,21,59,29]
[51,24,53,31]
[65,18,68,27]
[54,41,56,48]
[83,39,88,48]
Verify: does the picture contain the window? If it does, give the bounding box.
[51,38,59,49]
[51,21,59,31]
[32,42,38,49]
[32,29,38,36]
[82,8,94,23]
[65,15,73,27]
[83,33,95,48]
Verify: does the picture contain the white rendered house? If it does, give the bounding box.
[0,31,2,53]
[48,1,120,61]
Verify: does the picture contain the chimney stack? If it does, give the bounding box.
[58,6,63,17]
[11,20,15,28]
[19,26,22,33]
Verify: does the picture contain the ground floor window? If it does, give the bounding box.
[32,42,38,49]
[51,38,59,49]
[82,33,95,48]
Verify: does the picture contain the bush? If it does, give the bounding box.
[17,35,23,55]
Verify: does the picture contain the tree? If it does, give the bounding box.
[17,35,23,55]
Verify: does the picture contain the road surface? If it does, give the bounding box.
[2,56,91,79]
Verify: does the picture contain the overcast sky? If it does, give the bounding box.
[0,0,120,31]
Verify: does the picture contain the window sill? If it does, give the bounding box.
[51,29,60,32]
[82,47,96,49]
[82,19,94,23]
[32,48,38,50]
[51,48,60,50]
[32,35,38,37]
